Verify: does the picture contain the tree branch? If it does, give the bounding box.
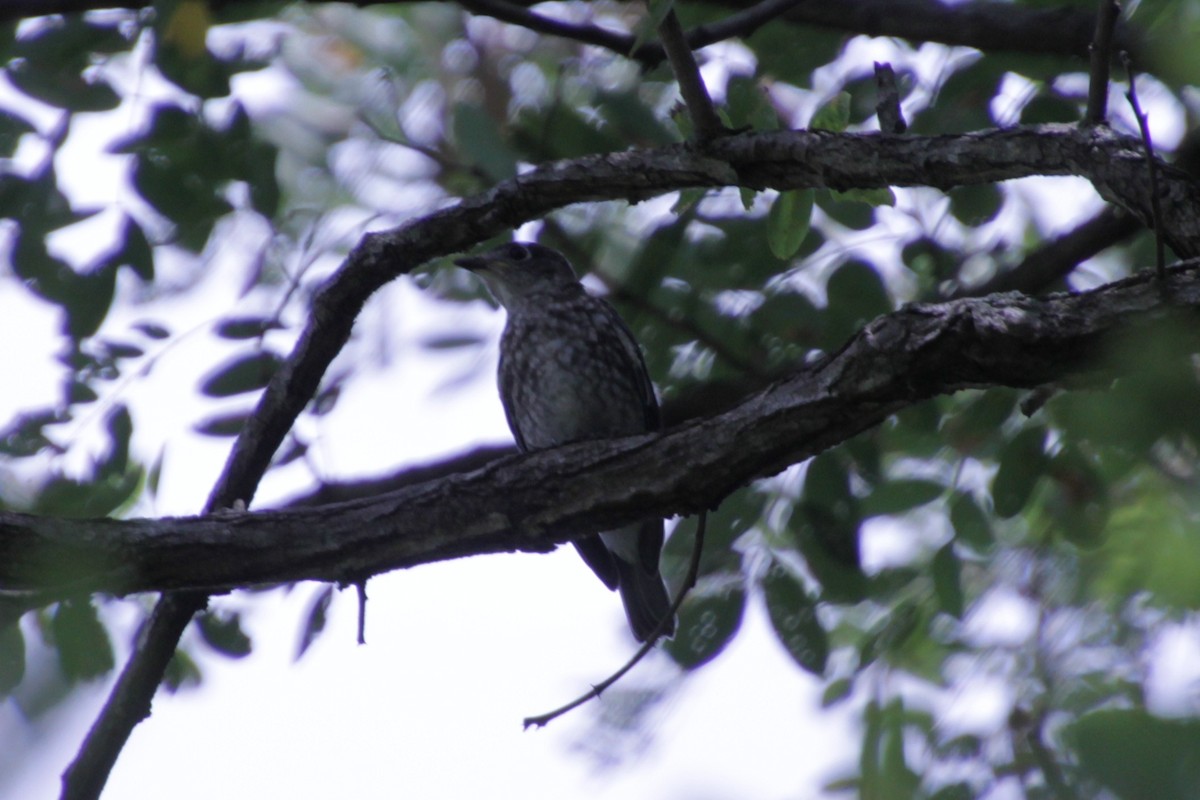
[6,263,1200,598]
[951,207,1140,299]
[52,122,1200,798]
[656,6,727,140]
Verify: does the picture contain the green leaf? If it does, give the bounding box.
[0,110,34,158]
[822,676,854,707]
[830,187,896,207]
[214,316,283,340]
[0,624,26,696]
[453,102,517,181]
[296,585,335,661]
[949,491,993,552]
[418,334,485,351]
[663,572,745,670]
[194,410,252,437]
[198,351,282,398]
[197,610,252,659]
[163,648,203,692]
[948,184,1003,225]
[861,479,944,517]
[766,189,815,260]
[991,425,1048,518]
[597,89,676,146]
[880,699,921,796]
[810,91,851,132]
[1071,709,1200,800]
[932,543,965,618]
[9,18,125,111]
[133,321,171,340]
[53,600,115,682]
[724,74,779,131]
[762,557,828,675]
[823,259,892,347]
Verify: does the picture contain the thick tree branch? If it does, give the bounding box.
[6,263,1200,597]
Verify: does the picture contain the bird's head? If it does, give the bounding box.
[454,242,580,308]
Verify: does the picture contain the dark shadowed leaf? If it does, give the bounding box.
[163,648,203,693]
[53,600,115,682]
[214,316,284,340]
[992,425,1048,518]
[0,109,34,157]
[932,543,965,618]
[199,351,282,397]
[664,572,745,670]
[948,184,1003,225]
[861,479,944,517]
[9,18,124,111]
[810,91,851,132]
[766,189,815,260]
[949,491,993,552]
[762,557,828,675]
[453,102,517,181]
[1072,709,1200,800]
[198,610,252,659]
[194,410,253,437]
[0,624,25,696]
[132,321,171,340]
[296,584,335,660]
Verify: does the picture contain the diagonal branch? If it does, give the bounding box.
[6,263,1200,598]
[656,6,727,140]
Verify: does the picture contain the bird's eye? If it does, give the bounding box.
[504,243,531,261]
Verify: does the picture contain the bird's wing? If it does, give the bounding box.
[497,348,529,452]
[601,302,661,432]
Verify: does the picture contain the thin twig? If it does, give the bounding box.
[457,0,804,70]
[680,0,805,52]
[355,580,368,645]
[1084,0,1120,124]
[656,7,727,141]
[522,510,707,729]
[457,0,644,63]
[873,61,907,133]
[1123,52,1166,279]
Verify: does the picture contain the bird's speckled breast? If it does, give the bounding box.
[499,294,652,451]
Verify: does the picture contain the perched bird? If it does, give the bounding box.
[455,241,675,642]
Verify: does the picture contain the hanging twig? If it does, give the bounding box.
[522,510,708,729]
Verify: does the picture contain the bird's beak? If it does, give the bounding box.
[454,255,490,272]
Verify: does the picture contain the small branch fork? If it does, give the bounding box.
[523,511,707,729]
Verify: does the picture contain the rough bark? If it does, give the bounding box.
[5,263,1200,600]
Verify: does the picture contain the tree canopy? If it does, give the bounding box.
[4,1,1200,798]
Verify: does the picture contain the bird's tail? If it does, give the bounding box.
[613,555,676,643]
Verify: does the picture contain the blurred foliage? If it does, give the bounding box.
[1,0,1200,797]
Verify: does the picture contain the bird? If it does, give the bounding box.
[454,241,675,642]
